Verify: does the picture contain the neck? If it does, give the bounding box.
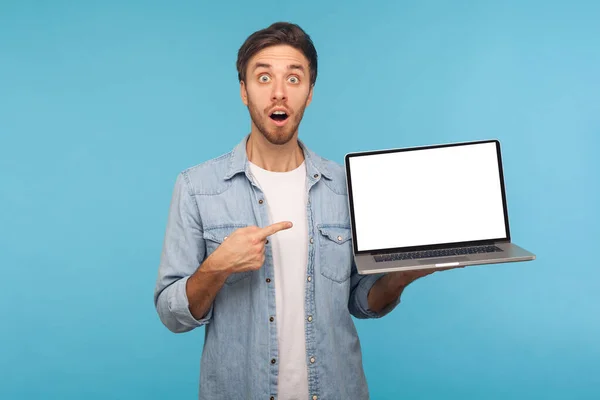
[246,131,305,172]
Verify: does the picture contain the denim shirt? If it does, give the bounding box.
[154,135,400,400]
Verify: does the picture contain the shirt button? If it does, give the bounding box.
[310,237,314,244]
[307,276,312,282]
[271,358,276,364]
[271,397,275,400]
[307,316,313,322]
[266,239,269,244]
[312,396,318,400]
[259,199,264,204]
[270,316,274,322]
[313,174,319,178]
[223,236,228,240]
[337,235,343,241]
[310,357,315,363]
[266,278,271,283]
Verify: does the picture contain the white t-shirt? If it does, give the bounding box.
[249,160,308,400]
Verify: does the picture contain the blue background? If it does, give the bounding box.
[1,0,598,399]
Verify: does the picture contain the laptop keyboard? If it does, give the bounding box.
[374,245,503,262]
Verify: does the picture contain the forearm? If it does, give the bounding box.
[367,272,406,314]
[186,256,229,320]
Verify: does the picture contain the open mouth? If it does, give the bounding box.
[269,111,289,123]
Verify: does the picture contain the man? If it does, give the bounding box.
[154,22,443,400]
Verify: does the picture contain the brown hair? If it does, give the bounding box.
[236,22,318,86]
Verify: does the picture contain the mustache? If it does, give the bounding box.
[264,103,293,114]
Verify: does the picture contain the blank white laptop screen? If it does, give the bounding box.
[348,142,507,252]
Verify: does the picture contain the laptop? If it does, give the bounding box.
[344,139,535,274]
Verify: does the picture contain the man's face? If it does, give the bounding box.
[240,45,313,145]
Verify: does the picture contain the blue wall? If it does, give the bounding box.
[1,1,598,399]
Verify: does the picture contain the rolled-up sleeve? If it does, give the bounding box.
[348,259,400,319]
[154,171,211,333]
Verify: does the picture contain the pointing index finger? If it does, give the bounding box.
[258,221,293,239]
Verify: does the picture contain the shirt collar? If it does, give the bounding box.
[224,134,332,181]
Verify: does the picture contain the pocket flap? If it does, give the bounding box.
[317,225,352,244]
[203,224,247,244]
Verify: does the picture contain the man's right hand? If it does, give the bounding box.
[205,221,293,276]
[185,221,292,320]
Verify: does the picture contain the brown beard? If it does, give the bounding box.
[247,93,310,145]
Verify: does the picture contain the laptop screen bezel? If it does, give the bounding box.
[344,139,512,255]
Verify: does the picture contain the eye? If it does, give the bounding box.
[258,74,270,83]
[288,76,299,84]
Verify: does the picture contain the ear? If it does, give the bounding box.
[306,85,314,107]
[240,80,248,106]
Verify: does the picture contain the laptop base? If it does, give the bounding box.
[355,242,535,275]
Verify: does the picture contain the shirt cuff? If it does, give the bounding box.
[168,276,213,327]
[355,273,401,319]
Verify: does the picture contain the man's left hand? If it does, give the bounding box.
[367,265,464,313]
[387,265,464,292]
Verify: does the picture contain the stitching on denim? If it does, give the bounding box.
[181,170,204,234]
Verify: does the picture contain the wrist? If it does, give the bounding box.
[202,253,229,275]
[194,256,229,285]
[387,271,408,292]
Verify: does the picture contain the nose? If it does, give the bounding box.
[271,78,287,102]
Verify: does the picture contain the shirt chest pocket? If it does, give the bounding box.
[317,224,353,283]
[203,224,253,286]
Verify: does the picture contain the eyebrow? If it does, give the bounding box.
[252,63,306,73]
[288,64,305,73]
